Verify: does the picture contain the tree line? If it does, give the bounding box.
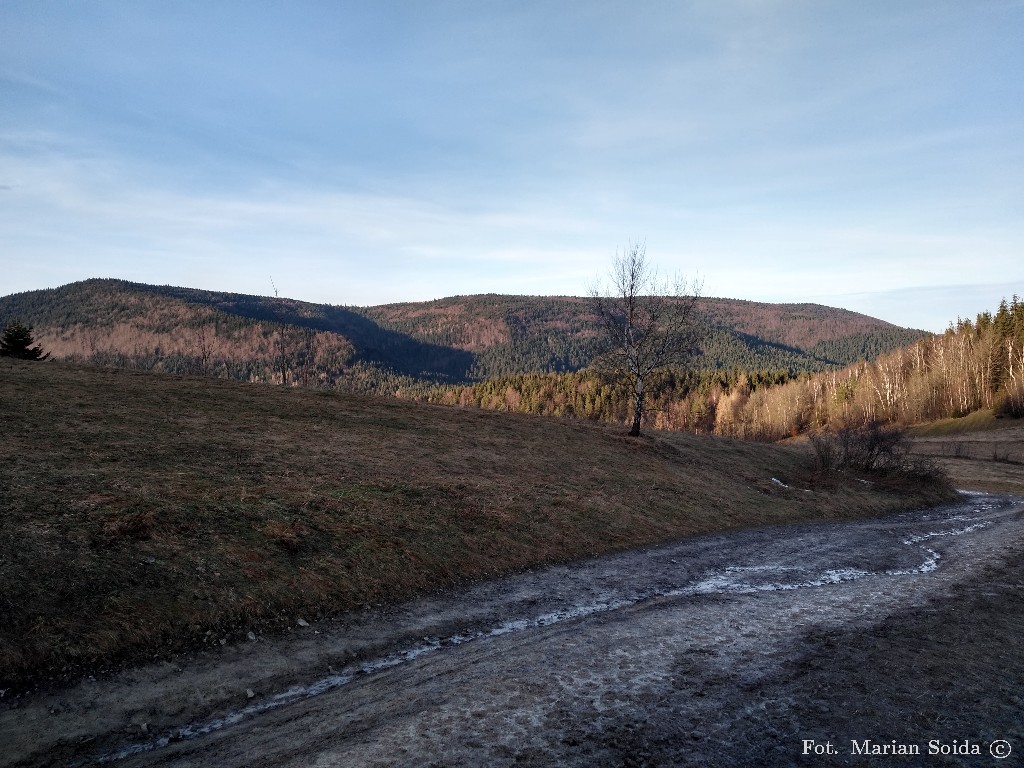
[399,297,1024,440]
[708,297,1024,440]
[403,368,796,428]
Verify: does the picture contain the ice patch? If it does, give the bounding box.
[771,477,813,493]
[724,565,805,573]
[886,548,940,576]
[903,521,991,545]
[672,566,874,597]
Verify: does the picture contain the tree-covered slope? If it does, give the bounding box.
[360,294,927,376]
[0,280,929,390]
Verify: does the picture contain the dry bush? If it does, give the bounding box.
[810,421,947,486]
[808,431,838,473]
[837,421,909,473]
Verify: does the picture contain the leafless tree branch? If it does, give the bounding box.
[589,242,702,436]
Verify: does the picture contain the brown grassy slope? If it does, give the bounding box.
[0,361,953,689]
[908,410,1024,493]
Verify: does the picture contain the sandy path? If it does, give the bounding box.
[5,493,1024,767]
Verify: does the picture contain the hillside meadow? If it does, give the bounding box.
[908,411,1024,494]
[0,360,954,690]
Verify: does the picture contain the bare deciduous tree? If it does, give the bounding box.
[590,243,701,436]
[194,324,215,376]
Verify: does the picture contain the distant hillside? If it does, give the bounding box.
[359,294,925,377]
[705,296,1024,441]
[0,279,928,392]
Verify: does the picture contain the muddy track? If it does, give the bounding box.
[5,493,1024,767]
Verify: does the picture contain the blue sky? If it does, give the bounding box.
[1,1,1021,331]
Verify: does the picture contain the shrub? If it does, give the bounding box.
[837,420,909,473]
[809,431,838,472]
[810,420,945,485]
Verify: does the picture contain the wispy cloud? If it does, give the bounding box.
[1,2,1021,329]
[0,139,610,301]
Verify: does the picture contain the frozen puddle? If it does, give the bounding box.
[95,510,998,764]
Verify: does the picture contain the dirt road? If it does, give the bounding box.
[5,492,1024,767]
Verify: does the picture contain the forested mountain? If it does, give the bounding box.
[0,279,925,395]
[0,280,464,392]
[706,297,1024,440]
[436,298,1024,437]
[5,279,1016,439]
[361,294,925,377]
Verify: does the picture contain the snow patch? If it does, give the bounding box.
[903,522,991,545]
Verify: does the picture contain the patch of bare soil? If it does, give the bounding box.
[592,513,1024,767]
[730,549,1024,767]
[3,494,1023,767]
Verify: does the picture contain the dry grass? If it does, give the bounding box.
[907,411,1024,493]
[906,409,1011,437]
[0,360,954,689]
[923,456,1024,494]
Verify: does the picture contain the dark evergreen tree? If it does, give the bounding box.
[0,320,50,360]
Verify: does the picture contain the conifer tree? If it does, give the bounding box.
[994,299,1012,338]
[0,320,51,360]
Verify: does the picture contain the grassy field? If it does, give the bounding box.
[0,360,955,690]
[907,408,1008,436]
[908,409,1024,493]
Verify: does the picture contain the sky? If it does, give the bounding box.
[1,1,1021,332]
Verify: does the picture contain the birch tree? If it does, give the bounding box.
[589,243,701,436]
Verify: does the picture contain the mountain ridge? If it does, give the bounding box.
[0,278,929,390]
